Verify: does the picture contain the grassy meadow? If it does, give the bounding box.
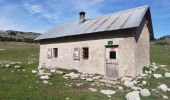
[0,42,170,100]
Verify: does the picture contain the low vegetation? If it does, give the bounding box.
[0,41,170,100]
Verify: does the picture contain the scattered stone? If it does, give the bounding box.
[121,77,133,82]
[125,91,140,100]
[160,65,166,68]
[76,83,82,86]
[165,72,170,77]
[14,65,21,69]
[89,88,97,92]
[23,69,26,72]
[142,81,147,85]
[5,64,10,68]
[100,90,116,95]
[11,70,14,72]
[86,78,93,82]
[50,69,56,73]
[93,76,103,80]
[131,86,142,91]
[99,79,115,84]
[55,70,64,74]
[43,80,49,84]
[140,89,150,97]
[66,97,70,100]
[40,75,50,80]
[124,81,134,87]
[117,86,123,91]
[158,84,169,92]
[32,70,37,74]
[153,74,162,78]
[64,72,80,79]
[163,95,168,99]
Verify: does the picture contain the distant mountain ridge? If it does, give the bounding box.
[0,30,41,42]
[155,35,170,45]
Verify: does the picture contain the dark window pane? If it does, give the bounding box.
[110,51,116,59]
[53,48,58,58]
[82,47,88,59]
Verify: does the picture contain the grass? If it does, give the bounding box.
[0,41,170,100]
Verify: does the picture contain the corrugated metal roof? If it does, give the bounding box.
[36,5,149,40]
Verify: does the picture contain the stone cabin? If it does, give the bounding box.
[36,5,154,78]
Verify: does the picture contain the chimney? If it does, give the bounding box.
[79,11,85,23]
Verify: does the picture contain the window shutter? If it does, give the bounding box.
[47,48,52,59]
[73,48,80,60]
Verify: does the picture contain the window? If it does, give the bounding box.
[82,47,89,59]
[47,48,52,59]
[110,51,116,59]
[53,48,58,58]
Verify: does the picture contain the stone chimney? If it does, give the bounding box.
[79,11,85,23]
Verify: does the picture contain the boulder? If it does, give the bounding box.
[86,78,93,82]
[142,81,147,85]
[140,89,150,96]
[43,80,49,84]
[40,75,50,80]
[125,91,140,100]
[100,90,116,95]
[158,84,169,92]
[153,74,162,78]
[163,95,168,99]
[89,88,97,92]
[64,72,80,79]
[165,72,170,77]
[124,81,134,87]
[32,70,37,74]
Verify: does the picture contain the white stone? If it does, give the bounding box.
[121,77,133,82]
[163,95,168,99]
[160,65,166,68]
[125,91,140,100]
[89,88,97,92]
[124,81,134,87]
[40,75,50,80]
[153,74,162,78]
[165,72,170,77]
[93,76,103,80]
[158,84,168,92]
[142,81,147,85]
[32,70,37,74]
[140,73,147,77]
[5,64,10,68]
[86,78,93,82]
[43,80,49,84]
[50,69,56,73]
[14,65,21,69]
[140,89,150,97]
[117,86,123,90]
[23,69,26,72]
[64,72,80,79]
[55,70,64,74]
[100,90,116,95]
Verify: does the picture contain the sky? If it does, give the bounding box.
[0,0,170,38]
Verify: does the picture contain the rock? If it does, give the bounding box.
[125,91,140,100]
[50,69,56,73]
[64,72,80,79]
[124,81,134,87]
[76,83,82,86]
[100,90,116,95]
[66,97,70,100]
[14,65,21,69]
[93,76,103,80]
[117,86,123,90]
[43,80,49,84]
[158,84,168,92]
[99,79,115,84]
[140,73,147,77]
[140,89,150,97]
[55,70,64,74]
[163,95,168,99]
[5,64,10,68]
[89,88,97,92]
[165,72,170,77]
[37,69,44,75]
[142,81,147,85]
[121,77,133,82]
[40,75,50,80]
[160,65,166,68]
[23,69,26,72]
[153,74,162,78]
[32,70,37,74]
[86,78,93,82]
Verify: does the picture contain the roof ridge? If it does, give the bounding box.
[89,5,149,20]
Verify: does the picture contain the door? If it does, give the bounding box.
[105,46,118,78]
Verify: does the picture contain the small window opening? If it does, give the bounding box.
[82,47,89,59]
[110,51,116,59]
[53,48,58,58]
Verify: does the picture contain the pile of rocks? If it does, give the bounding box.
[0,60,23,68]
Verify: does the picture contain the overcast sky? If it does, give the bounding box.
[0,0,169,38]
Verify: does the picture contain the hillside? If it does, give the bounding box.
[154,35,170,45]
[0,30,41,42]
